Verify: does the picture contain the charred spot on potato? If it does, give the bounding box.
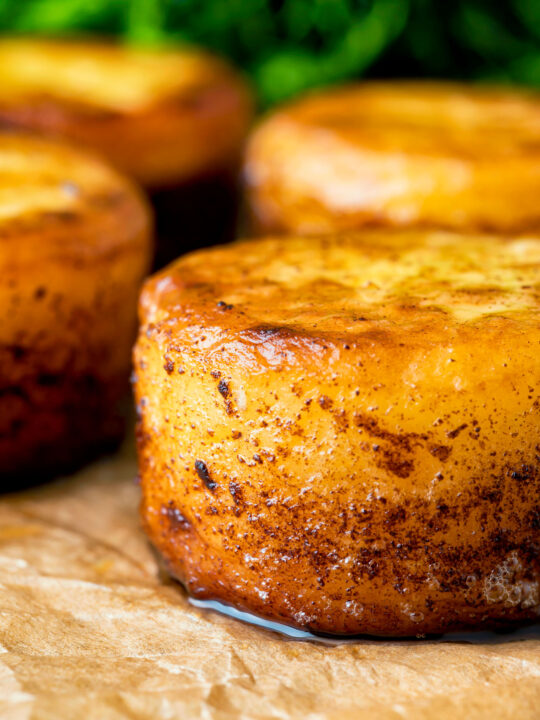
[218,379,230,398]
[429,444,452,462]
[37,373,59,387]
[161,501,191,531]
[510,465,535,482]
[195,459,217,490]
[163,355,175,374]
[229,481,244,506]
[446,423,468,439]
[8,345,26,361]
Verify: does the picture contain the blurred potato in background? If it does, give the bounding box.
[0,0,538,107]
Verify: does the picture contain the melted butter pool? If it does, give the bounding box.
[189,596,540,645]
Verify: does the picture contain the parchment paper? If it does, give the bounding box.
[1,438,539,720]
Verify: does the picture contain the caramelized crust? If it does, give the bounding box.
[135,230,540,636]
[245,82,540,235]
[0,38,253,188]
[0,133,151,480]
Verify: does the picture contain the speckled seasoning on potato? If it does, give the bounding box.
[245,82,540,236]
[0,133,151,482]
[134,230,540,636]
[0,37,253,265]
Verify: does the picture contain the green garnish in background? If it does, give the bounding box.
[0,0,538,106]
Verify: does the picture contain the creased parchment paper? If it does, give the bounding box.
[1,439,539,720]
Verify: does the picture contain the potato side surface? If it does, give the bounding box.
[0,133,151,480]
[135,231,540,636]
[245,82,540,236]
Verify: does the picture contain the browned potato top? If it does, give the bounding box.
[142,230,539,346]
[245,82,540,235]
[0,132,148,255]
[137,230,540,635]
[0,38,253,187]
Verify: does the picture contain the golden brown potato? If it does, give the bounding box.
[0,37,252,188]
[135,230,540,636]
[0,37,253,264]
[245,82,540,236]
[0,133,151,482]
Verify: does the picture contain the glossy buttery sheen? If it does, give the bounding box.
[245,82,540,235]
[135,231,540,636]
[0,133,151,480]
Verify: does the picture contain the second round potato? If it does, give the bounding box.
[245,82,540,235]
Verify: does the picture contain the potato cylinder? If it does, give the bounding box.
[135,231,540,636]
[0,133,151,481]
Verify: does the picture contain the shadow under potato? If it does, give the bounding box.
[150,169,242,270]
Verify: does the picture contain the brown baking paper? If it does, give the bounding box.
[1,438,540,720]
